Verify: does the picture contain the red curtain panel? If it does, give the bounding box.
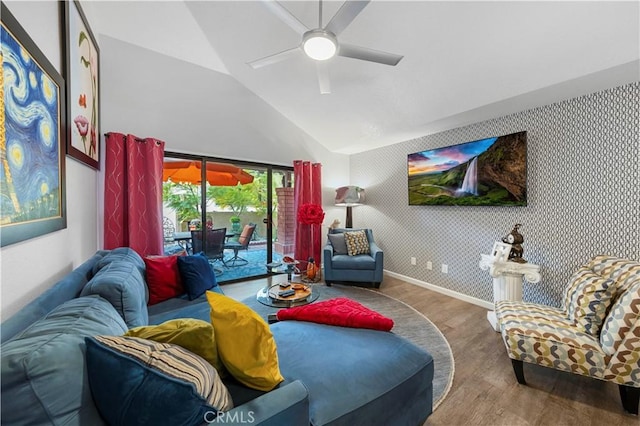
[293,160,322,266]
[103,133,165,256]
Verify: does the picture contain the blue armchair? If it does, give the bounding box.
[323,228,384,288]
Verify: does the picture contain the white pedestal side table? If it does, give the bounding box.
[479,254,541,332]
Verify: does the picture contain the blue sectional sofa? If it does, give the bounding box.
[1,247,434,425]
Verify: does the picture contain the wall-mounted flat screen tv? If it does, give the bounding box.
[408,131,527,206]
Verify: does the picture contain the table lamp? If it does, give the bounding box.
[335,186,365,228]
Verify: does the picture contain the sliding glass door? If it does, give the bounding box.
[162,152,293,283]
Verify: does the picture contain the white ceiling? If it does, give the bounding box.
[86,1,639,155]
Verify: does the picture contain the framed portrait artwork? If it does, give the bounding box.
[1,3,67,247]
[64,0,100,169]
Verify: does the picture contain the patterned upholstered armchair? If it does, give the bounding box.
[496,255,640,414]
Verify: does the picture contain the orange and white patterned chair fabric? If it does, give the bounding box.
[496,255,640,414]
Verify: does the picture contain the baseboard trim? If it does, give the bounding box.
[383,270,494,310]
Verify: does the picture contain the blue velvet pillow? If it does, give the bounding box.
[85,336,233,426]
[177,252,218,300]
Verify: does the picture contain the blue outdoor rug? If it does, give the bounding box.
[165,241,285,283]
[213,247,282,283]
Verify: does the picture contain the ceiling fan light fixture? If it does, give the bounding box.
[302,29,337,61]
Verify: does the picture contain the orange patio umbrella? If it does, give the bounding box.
[163,161,254,186]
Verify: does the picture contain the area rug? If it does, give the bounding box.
[215,247,280,284]
[242,283,455,410]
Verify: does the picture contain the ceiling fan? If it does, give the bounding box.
[248,0,403,94]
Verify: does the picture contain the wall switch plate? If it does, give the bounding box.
[427,261,433,270]
[410,257,417,266]
[441,264,448,274]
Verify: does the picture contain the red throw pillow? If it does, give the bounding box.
[144,255,185,305]
[276,297,394,331]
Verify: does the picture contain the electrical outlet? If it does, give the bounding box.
[410,257,417,266]
[441,264,448,274]
[427,261,433,270]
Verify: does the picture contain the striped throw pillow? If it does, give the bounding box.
[86,335,233,424]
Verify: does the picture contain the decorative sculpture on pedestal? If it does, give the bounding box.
[502,224,526,263]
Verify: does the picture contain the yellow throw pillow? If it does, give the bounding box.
[125,318,225,377]
[205,291,284,391]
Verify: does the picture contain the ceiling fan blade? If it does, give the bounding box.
[338,43,403,66]
[261,0,309,35]
[247,46,300,69]
[317,62,331,94]
[324,0,370,36]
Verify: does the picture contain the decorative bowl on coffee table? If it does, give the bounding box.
[256,282,320,308]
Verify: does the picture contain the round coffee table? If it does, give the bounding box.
[256,282,320,308]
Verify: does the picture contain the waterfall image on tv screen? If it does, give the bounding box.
[407,131,527,206]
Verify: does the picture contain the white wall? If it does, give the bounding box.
[1,1,100,320]
[98,35,349,244]
[1,1,348,320]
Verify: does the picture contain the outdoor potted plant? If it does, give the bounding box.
[188,218,202,231]
[229,215,241,233]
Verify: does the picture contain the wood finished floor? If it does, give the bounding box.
[221,275,638,426]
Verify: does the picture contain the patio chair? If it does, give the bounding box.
[191,228,227,275]
[163,217,175,242]
[162,217,183,255]
[224,224,256,267]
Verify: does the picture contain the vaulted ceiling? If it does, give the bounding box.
[85,1,639,154]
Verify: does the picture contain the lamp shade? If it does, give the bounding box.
[335,186,365,206]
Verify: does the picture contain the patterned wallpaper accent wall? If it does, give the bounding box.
[350,82,639,307]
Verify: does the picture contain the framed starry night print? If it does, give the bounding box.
[1,3,67,247]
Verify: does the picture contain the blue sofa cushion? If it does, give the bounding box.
[330,254,376,270]
[148,288,223,325]
[92,246,145,277]
[1,251,109,344]
[80,260,149,327]
[272,321,433,425]
[1,296,127,426]
[177,252,218,300]
[85,336,232,425]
